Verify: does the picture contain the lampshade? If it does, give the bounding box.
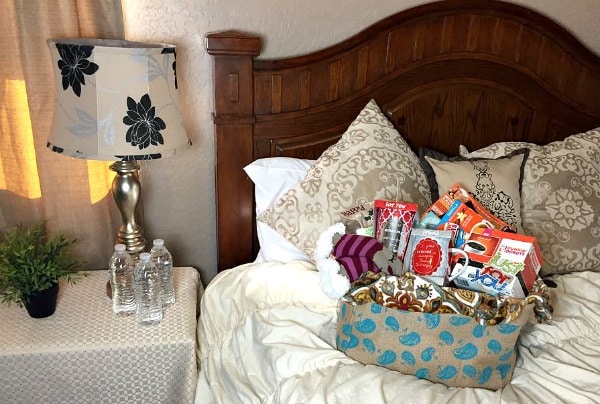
[47,38,191,161]
[46,38,192,258]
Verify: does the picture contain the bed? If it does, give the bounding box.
[198,0,600,402]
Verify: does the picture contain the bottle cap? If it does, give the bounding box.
[153,239,164,246]
[140,252,151,261]
[114,244,126,252]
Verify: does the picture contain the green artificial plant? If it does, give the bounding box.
[0,222,83,306]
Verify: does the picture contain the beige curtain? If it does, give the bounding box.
[0,0,124,269]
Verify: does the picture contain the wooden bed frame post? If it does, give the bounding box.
[206,31,261,271]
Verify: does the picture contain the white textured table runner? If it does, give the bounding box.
[0,267,201,404]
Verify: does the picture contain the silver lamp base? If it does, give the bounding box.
[110,161,146,258]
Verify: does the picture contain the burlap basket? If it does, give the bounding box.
[336,300,533,390]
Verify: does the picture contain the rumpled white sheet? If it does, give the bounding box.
[196,261,600,404]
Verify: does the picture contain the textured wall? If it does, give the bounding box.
[121,0,600,285]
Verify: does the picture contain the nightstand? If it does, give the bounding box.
[0,267,202,404]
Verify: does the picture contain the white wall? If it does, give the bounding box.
[121,0,600,285]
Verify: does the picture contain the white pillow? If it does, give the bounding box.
[243,157,315,262]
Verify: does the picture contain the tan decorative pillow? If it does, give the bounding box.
[419,148,528,233]
[257,99,431,259]
[459,128,600,276]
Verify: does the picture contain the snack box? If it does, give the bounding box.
[451,229,542,298]
[424,183,469,218]
[436,200,492,247]
[423,183,515,232]
[373,199,418,261]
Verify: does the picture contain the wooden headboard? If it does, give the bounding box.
[206,0,600,272]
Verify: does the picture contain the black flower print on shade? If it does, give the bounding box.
[123,94,166,150]
[55,44,99,97]
[161,47,177,89]
[46,142,64,154]
[116,154,163,161]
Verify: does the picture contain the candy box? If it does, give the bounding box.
[373,200,418,261]
[451,229,542,298]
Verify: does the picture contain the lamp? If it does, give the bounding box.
[47,38,191,258]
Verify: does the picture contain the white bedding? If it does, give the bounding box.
[196,261,600,404]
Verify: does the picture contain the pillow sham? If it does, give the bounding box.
[257,99,431,260]
[244,157,315,262]
[244,157,315,214]
[459,127,600,276]
[419,148,528,233]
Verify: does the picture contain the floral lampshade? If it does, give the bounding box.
[47,38,191,161]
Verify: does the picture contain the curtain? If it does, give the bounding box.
[0,0,125,269]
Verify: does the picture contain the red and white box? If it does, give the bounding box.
[451,229,543,298]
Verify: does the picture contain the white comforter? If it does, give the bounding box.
[196,261,600,404]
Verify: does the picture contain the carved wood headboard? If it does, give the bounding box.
[206,0,600,271]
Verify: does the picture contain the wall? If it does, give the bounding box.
[121,0,600,285]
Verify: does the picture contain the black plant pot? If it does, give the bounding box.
[24,283,59,318]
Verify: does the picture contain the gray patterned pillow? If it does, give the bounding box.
[460,128,600,276]
[257,99,431,260]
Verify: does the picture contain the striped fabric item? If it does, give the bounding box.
[333,234,387,281]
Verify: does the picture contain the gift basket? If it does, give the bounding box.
[316,183,553,390]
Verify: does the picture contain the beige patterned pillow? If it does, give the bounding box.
[419,148,528,233]
[257,99,431,260]
[460,128,600,276]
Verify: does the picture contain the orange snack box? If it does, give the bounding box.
[436,200,493,248]
[423,183,516,233]
[422,183,469,218]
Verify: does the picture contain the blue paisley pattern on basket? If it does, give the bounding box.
[335,271,553,389]
[336,301,521,387]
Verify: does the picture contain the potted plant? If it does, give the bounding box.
[0,222,83,318]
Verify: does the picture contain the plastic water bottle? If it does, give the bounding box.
[150,239,175,307]
[108,244,136,316]
[133,252,162,325]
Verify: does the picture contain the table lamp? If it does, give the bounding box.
[46,38,191,257]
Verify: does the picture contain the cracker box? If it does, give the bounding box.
[373,200,418,261]
[451,229,542,298]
